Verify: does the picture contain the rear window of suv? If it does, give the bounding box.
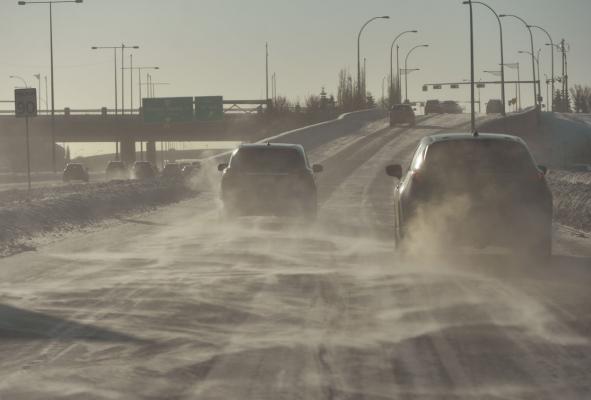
[423,139,536,174]
[230,147,306,173]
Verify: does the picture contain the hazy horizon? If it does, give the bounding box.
[1,0,589,112]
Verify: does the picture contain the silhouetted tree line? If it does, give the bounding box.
[569,85,591,113]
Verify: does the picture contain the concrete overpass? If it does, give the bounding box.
[0,113,277,165]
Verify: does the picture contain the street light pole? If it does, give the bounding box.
[530,25,554,111]
[500,14,538,109]
[404,44,429,103]
[467,0,476,131]
[18,0,83,172]
[465,1,506,115]
[34,74,41,112]
[389,30,417,105]
[519,50,541,108]
[357,16,389,102]
[92,44,138,115]
[9,75,29,88]
[123,66,159,113]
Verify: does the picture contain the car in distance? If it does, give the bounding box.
[105,160,128,180]
[161,162,182,179]
[218,143,323,219]
[390,104,416,127]
[132,161,156,180]
[425,99,442,114]
[385,133,553,257]
[441,100,463,114]
[486,99,504,114]
[63,163,89,183]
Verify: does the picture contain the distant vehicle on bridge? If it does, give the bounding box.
[63,163,89,183]
[486,99,504,114]
[425,100,443,114]
[105,161,128,181]
[441,100,463,114]
[389,104,416,127]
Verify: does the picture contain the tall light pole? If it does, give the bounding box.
[357,16,390,101]
[18,0,84,173]
[123,65,159,113]
[466,0,476,131]
[9,75,29,88]
[34,74,41,112]
[389,30,417,104]
[121,44,140,115]
[91,46,119,114]
[464,1,506,116]
[500,14,538,109]
[530,25,554,111]
[404,44,429,103]
[519,50,541,108]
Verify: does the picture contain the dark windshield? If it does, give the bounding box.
[424,139,536,174]
[230,147,306,173]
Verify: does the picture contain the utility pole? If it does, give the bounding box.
[130,54,133,114]
[468,0,476,131]
[265,42,269,105]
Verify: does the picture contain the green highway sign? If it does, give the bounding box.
[143,97,194,123]
[195,96,223,121]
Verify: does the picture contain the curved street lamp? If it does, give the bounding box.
[389,30,418,104]
[9,75,29,88]
[404,44,429,103]
[529,25,554,111]
[357,16,390,100]
[519,49,542,108]
[464,1,506,115]
[18,0,84,172]
[500,14,538,109]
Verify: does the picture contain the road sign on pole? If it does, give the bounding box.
[15,88,37,118]
[195,96,223,121]
[14,88,37,192]
[143,97,194,123]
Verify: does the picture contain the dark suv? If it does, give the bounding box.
[218,143,323,219]
[486,99,504,114]
[390,104,416,127]
[63,163,89,183]
[385,133,553,257]
[425,99,442,114]
[132,161,156,180]
[441,100,463,114]
[105,161,128,180]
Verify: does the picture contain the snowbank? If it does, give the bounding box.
[0,178,196,256]
[547,171,591,233]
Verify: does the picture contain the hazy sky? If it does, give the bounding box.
[1,0,590,111]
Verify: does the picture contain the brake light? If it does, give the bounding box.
[411,170,421,183]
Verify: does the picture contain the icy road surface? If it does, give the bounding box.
[0,114,590,399]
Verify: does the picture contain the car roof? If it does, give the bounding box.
[423,132,527,145]
[239,143,305,151]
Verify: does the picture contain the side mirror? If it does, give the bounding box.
[312,164,324,173]
[385,164,403,179]
[538,165,548,175]
[218,163,228,172]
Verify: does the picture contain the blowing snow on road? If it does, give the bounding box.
[0,114,590,399]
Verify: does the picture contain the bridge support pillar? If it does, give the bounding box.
[120,138,136,166]
[146,141,157,167]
